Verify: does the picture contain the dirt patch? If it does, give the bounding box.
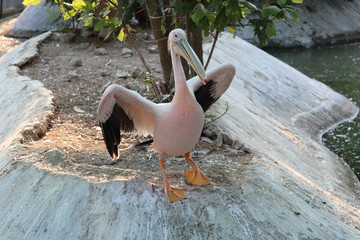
[14,31,252,189]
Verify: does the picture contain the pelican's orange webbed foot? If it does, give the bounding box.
[165,185,186,202]
[184,152,210,186]
[184,169,210,186]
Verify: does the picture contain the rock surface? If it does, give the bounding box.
[0,32,359,239]
[4,0,61,38]
[240,0,360,48]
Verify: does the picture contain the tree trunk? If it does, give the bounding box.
[0,0,3,19]
[191,28,203,65]
[146,0,172,93]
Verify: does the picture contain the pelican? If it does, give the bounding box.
[98,29,235,202]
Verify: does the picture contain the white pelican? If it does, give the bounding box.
[98,29,235,202]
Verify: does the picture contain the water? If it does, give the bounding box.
[267,43,360,179]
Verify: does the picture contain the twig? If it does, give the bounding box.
[205,101,229,125]
[125,27,161,102]
[204,29,219,70]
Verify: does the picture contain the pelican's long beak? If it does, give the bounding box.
[174,38,207,84]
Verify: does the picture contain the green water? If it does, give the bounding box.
[267,43,360,179]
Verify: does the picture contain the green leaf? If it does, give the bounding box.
[282,8,300,22]
[175,2,196,15]
[192,3,207,24]
[292,0,303,3]
[22,0,41,5]
[265,21,276,37]
[262,6,281,18]
[213,7,228,31]
[239,1,257,10]
[160,17,166,35]
[226,0,242,22]
[277,0,287,5]
[94,19,107,31]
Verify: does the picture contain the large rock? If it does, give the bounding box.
[241,0,360,47]
[4,0,62,38]
[0,32,359,239]
[1,0,24,17]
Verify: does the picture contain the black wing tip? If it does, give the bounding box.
[195,79,219,112]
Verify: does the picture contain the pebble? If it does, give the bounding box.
[147,45,158,53]
[79,42,90,50]
[73,106,85,113]
[100,70,111,77]
[70,58,82,67]
[64,70,80,82]
[94,47,108,56]
[122,47,133,58]
[140,32,150,40]
[44,149,66,166]
[116,70,129,78]
[61,32,78,43]
[131,67,142,78]
[98,27,110,39]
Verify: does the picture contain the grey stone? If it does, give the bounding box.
[147,45,158,54]
[131,67,142,78]
[140,32,150,40]
[64,70,80,82]
[70,58,82,67]
[78,42,90,50]
[98,27,110,39]
[44,149,66,166]
[122,47,133,58]
[94,47,108,56]
[116,69,129,78]
[240,0,360,47]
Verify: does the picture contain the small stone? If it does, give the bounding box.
[61,33,78,43]
[94,47,108,56]
[130,16,139,26]
[64,70,80,82]
[116,70,129,79]
[140,32,150,40]
[70,58,82,67]
[98,27,110,39]
[79,42,90,50]
[73,106,85,113]
[122,47,133,58]
[81,27,97,38]
[101,70,111,77]
[232,140,243,150]
[147,45,158,54]
[216,132,223,147]
[131,67,142,78]
[200,136,216,148]
[44,149,66,166]
[223,134,233,146]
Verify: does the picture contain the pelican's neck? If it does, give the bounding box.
[171,49,191,102]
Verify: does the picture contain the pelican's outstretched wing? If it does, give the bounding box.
[188,63,235,112]
[97,84,157,159]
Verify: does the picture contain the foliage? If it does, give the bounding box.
[22,0,303,94]
[23,0,303,46]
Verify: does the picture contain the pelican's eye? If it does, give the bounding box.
[174,34,178,38]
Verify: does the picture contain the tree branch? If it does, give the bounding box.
[204,29,219,70]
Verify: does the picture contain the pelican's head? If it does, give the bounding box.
[168,29,207,84]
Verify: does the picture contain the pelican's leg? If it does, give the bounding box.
[184,152,210,186]
[159,158,186,202]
